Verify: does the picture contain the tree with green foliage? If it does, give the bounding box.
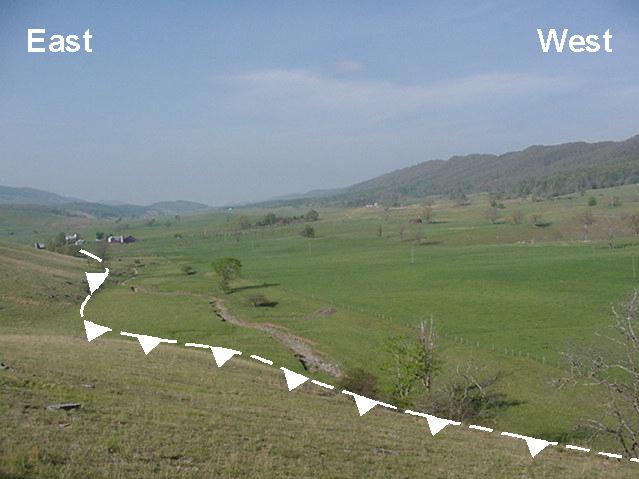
[95,231,105,240]
[387,318,439,407]
[588,196,597,206]
[305,209,320,222]
[257,212,278,226]
[300,225,315,238]
[212,257,242,294]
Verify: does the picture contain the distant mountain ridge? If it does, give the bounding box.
[256,134,639,207]
[0,185,209,218]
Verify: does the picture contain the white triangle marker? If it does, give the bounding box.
[120,332,177,355]
[348,392,379,416]
[280,367,309,391]
[425,415,458,436]
[85,268,110,294]
[136,335,164,355]
[501,432,557,458]
[211,347,242,367]
[405,410,461,436]
[83,320,111,342]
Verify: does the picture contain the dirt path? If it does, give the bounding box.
[211,299,341,377]
[124,283,341,377]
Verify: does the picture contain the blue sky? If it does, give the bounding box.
[1,1,638,205]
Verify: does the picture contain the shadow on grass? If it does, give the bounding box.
[231,282,280,293]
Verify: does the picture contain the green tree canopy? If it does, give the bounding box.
[212,257,242,294]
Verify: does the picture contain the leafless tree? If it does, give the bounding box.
[625,214,639,237]
[422,206,434,224]
[577,209,595,241]
[436,364,505,422]
[485,207,499,224]
[606,216,616,249]
[559,289,639,456]
[417,317,437,392]
[512,210,524,225]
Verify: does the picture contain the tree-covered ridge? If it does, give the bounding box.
[259,134,639,207]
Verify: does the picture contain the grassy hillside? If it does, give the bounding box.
[3,334,637,478]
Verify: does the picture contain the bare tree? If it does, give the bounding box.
[417,317,437,392]
[626,214,639,237]
[512,210,524,225]
[422,206,434,224]
[606,216,616,249]
[559,290,639,456]
[577,209,595,241]
[485,207,499,224]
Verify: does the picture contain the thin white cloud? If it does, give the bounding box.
[219,69,571,123]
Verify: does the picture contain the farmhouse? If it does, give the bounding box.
[64,233,79,244]
[107,235,136,244]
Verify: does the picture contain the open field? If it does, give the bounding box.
[3,185,639,475]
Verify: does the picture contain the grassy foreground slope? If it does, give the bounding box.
[1,334,637,479]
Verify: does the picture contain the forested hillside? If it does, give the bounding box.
[260,134,639,207]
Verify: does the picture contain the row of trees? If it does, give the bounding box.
[235,210,320,230]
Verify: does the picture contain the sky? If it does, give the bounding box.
[0,1,638,206]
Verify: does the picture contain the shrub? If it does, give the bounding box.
[246,294,278,307]
[300,225,315,238]
[305,209,320,222]
[338,368,378,397]
[588,196,597,206]
[181,265,197,276]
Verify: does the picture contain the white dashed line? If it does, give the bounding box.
[566,444,590,453]
[79,249,103,262]
[185,342,211,349]
[310,379,334,390]
[598,452,623,459]
[250,354,274,365]
[469,424,493,432]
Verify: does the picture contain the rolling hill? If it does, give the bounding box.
[0,185,209,218]
[257,134,639,207]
